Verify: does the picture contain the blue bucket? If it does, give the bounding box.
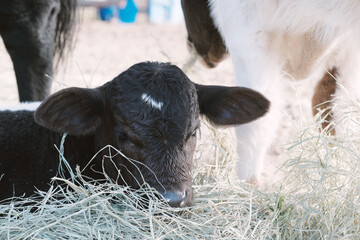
[118,0,138,23]
[99,6,116,21]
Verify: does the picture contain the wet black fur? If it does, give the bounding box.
[0,110,93,200]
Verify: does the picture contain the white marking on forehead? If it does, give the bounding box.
[141,93,163,110]
[0,101,41,111]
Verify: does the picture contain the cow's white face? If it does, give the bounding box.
[35,61,269,207]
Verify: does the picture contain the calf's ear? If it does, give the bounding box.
[195,84,270,126]
[34,87,104,136]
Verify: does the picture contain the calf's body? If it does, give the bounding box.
[0,62,269,206]
[0,110,93,199]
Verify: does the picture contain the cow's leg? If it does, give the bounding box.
[312,68,337,135]
[1,31,53,102]
[231,34,284,183]
[0,0,61,102]
[211,4,283,183]
[208,1,286,183]
[234,75,283,183]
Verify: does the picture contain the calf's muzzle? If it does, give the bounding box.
[155,182,193,208]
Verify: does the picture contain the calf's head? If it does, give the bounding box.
[35,62,269,207]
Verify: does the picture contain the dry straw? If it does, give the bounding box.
[1,87,360,240]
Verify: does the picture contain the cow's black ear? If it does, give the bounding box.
[34,87,104,136]
[195,84,270,126]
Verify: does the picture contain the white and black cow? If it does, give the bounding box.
[0,61,269,207]
[182,0,360,183]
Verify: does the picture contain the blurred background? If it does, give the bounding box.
[0,0,236,104]
[86,0,184,24]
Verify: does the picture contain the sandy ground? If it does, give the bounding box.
[0,16,315,187]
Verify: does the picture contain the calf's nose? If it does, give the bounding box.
[162,189,189,207]
[155,184,193,207]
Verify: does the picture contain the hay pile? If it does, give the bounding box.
[1,95,360,240]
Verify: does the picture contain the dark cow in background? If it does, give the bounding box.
[0,62,269,207]
[0,0,77,102]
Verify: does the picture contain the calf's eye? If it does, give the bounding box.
[116,131,143,148]
[117,132,128,142]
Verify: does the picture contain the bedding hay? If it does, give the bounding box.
[1,91,360,240]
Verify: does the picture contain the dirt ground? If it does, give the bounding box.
[0,13,315,187]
